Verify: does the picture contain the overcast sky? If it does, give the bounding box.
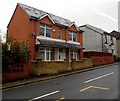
[0,0,119,35]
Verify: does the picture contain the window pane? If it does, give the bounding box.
[46,28,51,37]
[59,49,62,60]
[40,51,45,60]
[46,52,49,60]
[69,32,72,41]
[74,52,77,60]
[58,28,61,39]
[40,23,45,27]
[40,27,44,36]
[46,24,51,28]
[58,30,61,39]
[73,33,76,42]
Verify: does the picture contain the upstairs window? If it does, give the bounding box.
[110,36,114,45]
[58,28,62,39]
[104,35,108,44]
[40,23,52,37]
[68,31,77,42]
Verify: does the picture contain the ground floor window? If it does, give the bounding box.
[58,49,63,60]
[54,48,66,61]
[39,48,52,61]
[70,50,78,60]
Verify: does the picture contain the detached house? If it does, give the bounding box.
[7,3,84,62]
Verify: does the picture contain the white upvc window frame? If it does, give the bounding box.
[58,27,62,39]
[58,49,63,61]
[68,31,77,42]
[69,50,78,61]
[40,23,52,37]
[39,48,52,61]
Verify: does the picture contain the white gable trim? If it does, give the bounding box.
[69,23,79,31]
[39,14,55,24]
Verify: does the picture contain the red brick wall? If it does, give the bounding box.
[7,5,36,60]
[84,51,114,66]
[7,5,83,60]
[3,62,30,82]
[7,5,30,42]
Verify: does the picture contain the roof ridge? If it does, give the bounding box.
[18,3,73,26]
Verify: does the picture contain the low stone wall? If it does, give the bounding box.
[30,60,68,76]
[71,58,93,70]
[30,58,93,76]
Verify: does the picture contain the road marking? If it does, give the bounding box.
[92,86,109,90]
[80,86,109,92]
[80,86,92,92]
[56,97,65,101]
[84,72,114,83]
[29,90,59,101]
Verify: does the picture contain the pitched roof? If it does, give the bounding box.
[79,24,105,34]
[18,3,76,28]
[109,30,120,39]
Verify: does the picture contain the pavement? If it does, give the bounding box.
[2,62,119,90]
[2,63,119,99]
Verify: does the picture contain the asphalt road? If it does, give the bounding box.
[2,63,119,100]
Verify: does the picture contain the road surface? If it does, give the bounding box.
[2,63,119,100]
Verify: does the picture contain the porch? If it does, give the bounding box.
[35,37,84,62]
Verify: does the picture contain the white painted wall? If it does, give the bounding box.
[80,26,117,56]
[81,27,103,52]
[54,48,66,61]
[103,34,117,56]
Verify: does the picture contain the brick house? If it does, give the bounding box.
[7,3,84,63]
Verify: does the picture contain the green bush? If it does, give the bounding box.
[2,41,30,73]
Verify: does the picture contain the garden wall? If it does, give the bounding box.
[30,58,93,76]
[84,51,114,66]
[30,60,69,76]
[71,58,93,70]
[2,62,29,82]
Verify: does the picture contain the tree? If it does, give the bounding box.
[2,40,30,73]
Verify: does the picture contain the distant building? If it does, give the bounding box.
[79,24,117,56]
[7,3,84,62]
[110,30,120,58]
